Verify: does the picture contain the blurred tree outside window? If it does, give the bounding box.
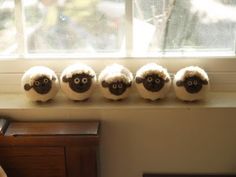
[25,0,125,53]
[0,0,16,55]
[134,0,236,55]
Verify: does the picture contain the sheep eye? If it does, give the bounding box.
[44,78,49,83]
[193,80,198,86]
[34,81,40,86]
[112,84,117,89]
[74,78,80,84]
[155,78,160,84]
[82,78,88,84]
[118,83,123,89]
[187,81,193,86]
[147,77,153,82]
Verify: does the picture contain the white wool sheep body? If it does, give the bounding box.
[60,64,96,101]
[135,63,171,101]
[21,66,59,102]
[174,66,209,101]
[98,64,133,100]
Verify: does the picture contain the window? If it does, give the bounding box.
[1,0,236,57]
[0,0,16,56]
[0,0,125,58]
[134,0,236,56]
[25,0,125,55]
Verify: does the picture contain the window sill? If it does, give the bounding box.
[0,91,235,110]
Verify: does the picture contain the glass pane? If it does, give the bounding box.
[24,0,125,54]
[134,0,236,55]
[0,0,17,56]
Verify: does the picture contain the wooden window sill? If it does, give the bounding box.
[0,92,235,110]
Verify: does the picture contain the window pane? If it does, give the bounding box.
[24,0,125,54]
[134,0,236,55]
[0,0,17,56]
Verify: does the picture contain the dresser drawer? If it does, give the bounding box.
[0,147,66,177]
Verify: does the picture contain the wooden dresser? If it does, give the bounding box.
[0,119,100,177]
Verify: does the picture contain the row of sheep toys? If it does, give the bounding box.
[21,63,209,103]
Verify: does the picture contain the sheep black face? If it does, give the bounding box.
[63,73,94,93]
[102,80,131,96]
[176,76,208,94]
[24,76,54,94]
[136,74,169,92]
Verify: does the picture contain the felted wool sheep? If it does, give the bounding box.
[174,66,209,101]
[21,66,59,102]
[98,64,133,100]
[60,63,96,101]
[135,63,171,101]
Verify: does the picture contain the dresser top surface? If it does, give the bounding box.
[4,121,100,136]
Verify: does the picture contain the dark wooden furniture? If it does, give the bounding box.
[143,174,236,177]
[0,119,100,177]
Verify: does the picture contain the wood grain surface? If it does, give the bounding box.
[5,121,99,136]
[0,120,100,177]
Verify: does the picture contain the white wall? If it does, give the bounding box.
[100,109,236,177]
[1,108,236,177]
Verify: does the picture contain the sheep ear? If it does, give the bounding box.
[202,79,208,85]
[24,84,32,91]
[135,77,143,84]
[102,81,109,88]
[165,78,170,83]
[127,82,132,87]
[176,80,184,87]
[62,76,69,83]
[52,76,56,81]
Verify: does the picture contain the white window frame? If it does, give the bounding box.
[0,0,236,94]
